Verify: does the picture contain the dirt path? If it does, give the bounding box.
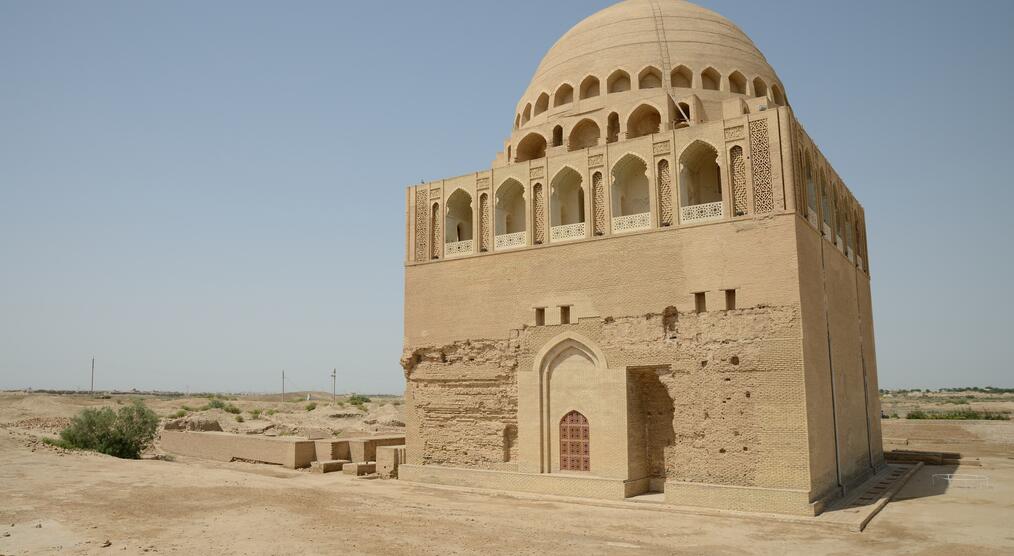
[1,395,1013,555]
[1,429,1012,555]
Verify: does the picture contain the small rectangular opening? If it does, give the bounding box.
[725,289,736,310]
[560,305,571,325]
[694,292,706,314]
[535,307,545,326]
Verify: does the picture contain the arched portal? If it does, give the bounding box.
[550,167,585,241]
[494,179,527,250]
[559,411,590,472]
[678,141,723,222]
[610,154,650,232]
[444,189,473,256]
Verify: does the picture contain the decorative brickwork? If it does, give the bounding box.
[730,146,748,216]
[588,154,604,167]
[749,120,773,213]
[724,126,744,141]
[414,189,428,262]
[652,140,671,155]
[533,183,545,244]
[657,159,673,226]
[592,171,606,235]
[429,202,441,259]
[479,193,490,252]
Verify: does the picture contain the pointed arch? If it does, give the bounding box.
[495,178,526,236]
[610,153,650,218]
[701,67,721,90]
[771,83,786,106]
[552,125,563,147]
[579,75,600,99]
[444,189,473,244]
[534,331,609,375]
[607,69,631,93]
[521,103,532,125]
[638,66,662,89]
[554,83,574,107]
[534,92,550,116]
[626,103,661,139]
[728,71,747,94]
[678,140,722,210]
[606,112,620,143]
[568,118,600,151]
[550,166,585,228]
[671,65,692,88]
[515,132,547,162]
[753,77,768,99]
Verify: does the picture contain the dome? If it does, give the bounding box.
[512,0,786,134]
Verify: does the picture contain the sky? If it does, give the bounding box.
[2,0,1013,394]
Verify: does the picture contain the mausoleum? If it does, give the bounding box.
[399,0,882,515]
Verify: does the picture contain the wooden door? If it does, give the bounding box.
[559,410,590,471]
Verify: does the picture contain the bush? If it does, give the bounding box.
[56,400,159,459]
[223,404,241,414]
[181,405,192,411]
[305,402,317,411]
[235,415,244,423]
[204,399,226,410]
[907,409,1009,420]
[265,409,277,416]
[347,394,371,405]
[249,409,262,419]
[173,409,187,418]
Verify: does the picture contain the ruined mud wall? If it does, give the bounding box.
[406,302,810,492]
[402,339,519,469]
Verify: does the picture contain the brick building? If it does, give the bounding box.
[399,0,882,515]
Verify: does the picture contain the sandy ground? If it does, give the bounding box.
[1,394,1013,555]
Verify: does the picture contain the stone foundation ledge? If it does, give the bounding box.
[398,464,638,500]
[399,464,821,516]
[664,480,819,516]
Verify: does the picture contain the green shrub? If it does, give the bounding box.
[235,415,244,423]
[204,399,226,410]
[347,394,371,405]
[249,409,262,419]
[181,405,192,411]
[56,400,159,459]
[173,409,187,418]
[266,409,277,416]
[305,402,317,411]
[907,409,1009,420]
[223,404,241,414]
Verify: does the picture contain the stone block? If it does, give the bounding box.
[376,445,407,479]
[311,459,351,473]
[342,462,377,476]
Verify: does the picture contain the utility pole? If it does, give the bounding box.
[281,369,285,402]
[90,357,95,395]
[331,368,336,406]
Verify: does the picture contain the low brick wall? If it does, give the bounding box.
[161,431,315,469]
[376,445,407,478]
[347,435,405,463]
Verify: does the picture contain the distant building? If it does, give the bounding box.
[400,0,882,516]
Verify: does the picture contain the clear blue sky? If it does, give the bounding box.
[2,0,1012,393]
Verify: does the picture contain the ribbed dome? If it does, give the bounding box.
[515,0,783,123]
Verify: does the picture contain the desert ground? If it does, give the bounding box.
[1,392,1012,555]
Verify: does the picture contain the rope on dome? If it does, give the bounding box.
[651,2,691,124]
